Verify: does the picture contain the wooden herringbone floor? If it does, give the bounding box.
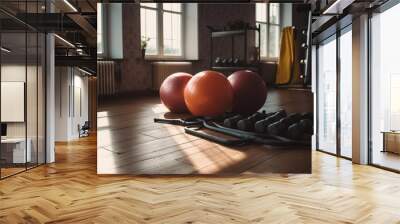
[0,134,400,223]
[1,93,400,224]
[1,134,400,223]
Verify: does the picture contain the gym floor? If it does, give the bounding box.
[97,88,313,175]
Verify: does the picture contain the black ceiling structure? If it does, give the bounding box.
[0,0,97,75]
[308,0,390,43]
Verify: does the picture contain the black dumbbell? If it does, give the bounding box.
[221,58,227,65]
[254,110,287,133]
[301,112,313,120]
[237,112,272,131]
[287,121,313,140]
[286,123,303,140]
[215,57,221,65]
[223,114,244,129]
[267,113,302,136]
[299,119,313,134]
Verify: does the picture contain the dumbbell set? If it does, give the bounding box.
[223,110,313,140]
[215,57,242,66]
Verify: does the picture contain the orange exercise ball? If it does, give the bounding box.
[228,70,267,115]
[184,70,233,117]
[160,72,192,113]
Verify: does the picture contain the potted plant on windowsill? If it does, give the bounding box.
[141,36,150,59]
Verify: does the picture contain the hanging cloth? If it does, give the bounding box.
[275,26,299,85]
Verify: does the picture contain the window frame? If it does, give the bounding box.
[140,3,184,59]
[256,3,281,61]
[97,3,105,57]
[315,24,353,161]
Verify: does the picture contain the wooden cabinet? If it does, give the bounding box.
[382,131,400,154]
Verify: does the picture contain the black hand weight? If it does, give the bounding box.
[254,110,287,133]
[237,112,272,131]
[267,113,302,136]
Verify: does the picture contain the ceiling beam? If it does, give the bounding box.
[322,0,356,14]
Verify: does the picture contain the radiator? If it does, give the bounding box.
[97,61,116,96]
[152,62,192,90]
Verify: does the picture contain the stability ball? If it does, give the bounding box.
[228,70,267,115]
[184,70,233,117]
[160,72,192,113]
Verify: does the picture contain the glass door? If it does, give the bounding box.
[317,35,337,155]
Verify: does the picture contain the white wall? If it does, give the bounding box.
[55,67,89,141]
[1,65,34,137]
[1,62,46,164]
[55,66,69,141]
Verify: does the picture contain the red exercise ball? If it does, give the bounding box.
[228,70,267,115]
[160,72,192,113]
[184,70,233,117]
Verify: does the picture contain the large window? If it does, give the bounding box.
[256,3,280,59]
[140,3,183,57]
[316,28,353,158]
[370,3,400,171]
[339,28,352,158]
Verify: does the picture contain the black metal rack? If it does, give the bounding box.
[209,25,261,72]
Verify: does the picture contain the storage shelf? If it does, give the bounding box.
[211,66,259,71]
[211,30,245,38]
[209,25,261,71]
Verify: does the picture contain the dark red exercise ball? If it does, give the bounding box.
[228,70,267,115]
[184,70,233,117]
[160,72,192,113]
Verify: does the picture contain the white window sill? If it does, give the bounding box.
[260,58,279,64]
[144,56,198,62]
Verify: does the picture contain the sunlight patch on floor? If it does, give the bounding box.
[152,103,168,114]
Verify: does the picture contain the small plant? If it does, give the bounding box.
[141,36,150,50]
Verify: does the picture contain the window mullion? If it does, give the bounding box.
[158,3,164,56]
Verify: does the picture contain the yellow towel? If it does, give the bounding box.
[275,27,299,85]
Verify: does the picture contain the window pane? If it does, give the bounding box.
[317,37,337,154]
[97,3,103,54]
[339,29,352,158]
[140,3,157,8]
[269,3,280,24]
[163,12,181,56]
[268,25,280,58]
[27,32,38,169]
[140,8,157,55]
[257,23,267,58]
[256,3,267,22]
[1,31,28,177]
[163,3,181,12]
